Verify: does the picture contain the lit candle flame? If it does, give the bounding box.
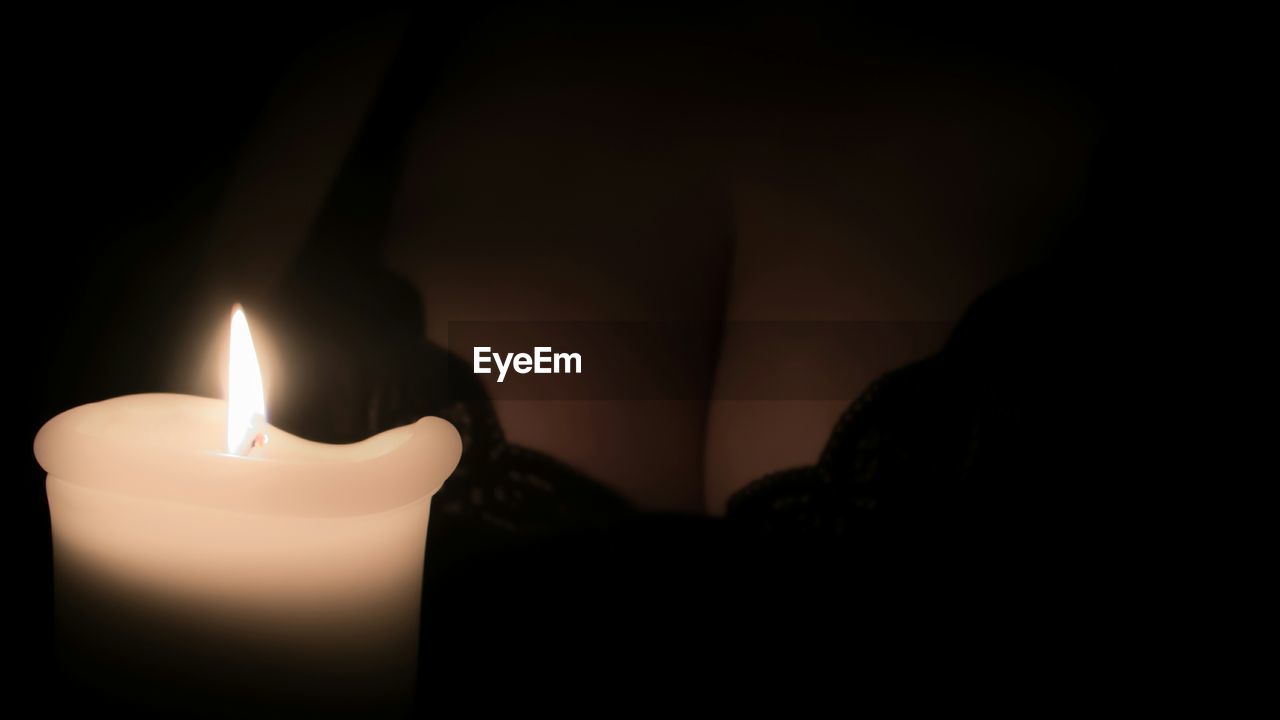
[227,304,267,455]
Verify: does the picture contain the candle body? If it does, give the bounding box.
[36,394,461,716]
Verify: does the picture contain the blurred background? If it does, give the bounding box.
[9,0,1202,712]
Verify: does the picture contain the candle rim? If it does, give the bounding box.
[34,393,462,518]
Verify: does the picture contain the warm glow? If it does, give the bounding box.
[227,305,267,455]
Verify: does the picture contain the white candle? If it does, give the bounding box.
[33,308,461,715]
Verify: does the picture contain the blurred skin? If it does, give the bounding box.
[203,19,1093,514]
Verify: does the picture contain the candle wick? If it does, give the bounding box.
[233,419,269,457]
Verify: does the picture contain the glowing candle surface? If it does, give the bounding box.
[33,308,461,716]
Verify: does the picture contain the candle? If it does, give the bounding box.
[34,307,461,716]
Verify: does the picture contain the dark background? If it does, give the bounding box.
[9,0,1208,712]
